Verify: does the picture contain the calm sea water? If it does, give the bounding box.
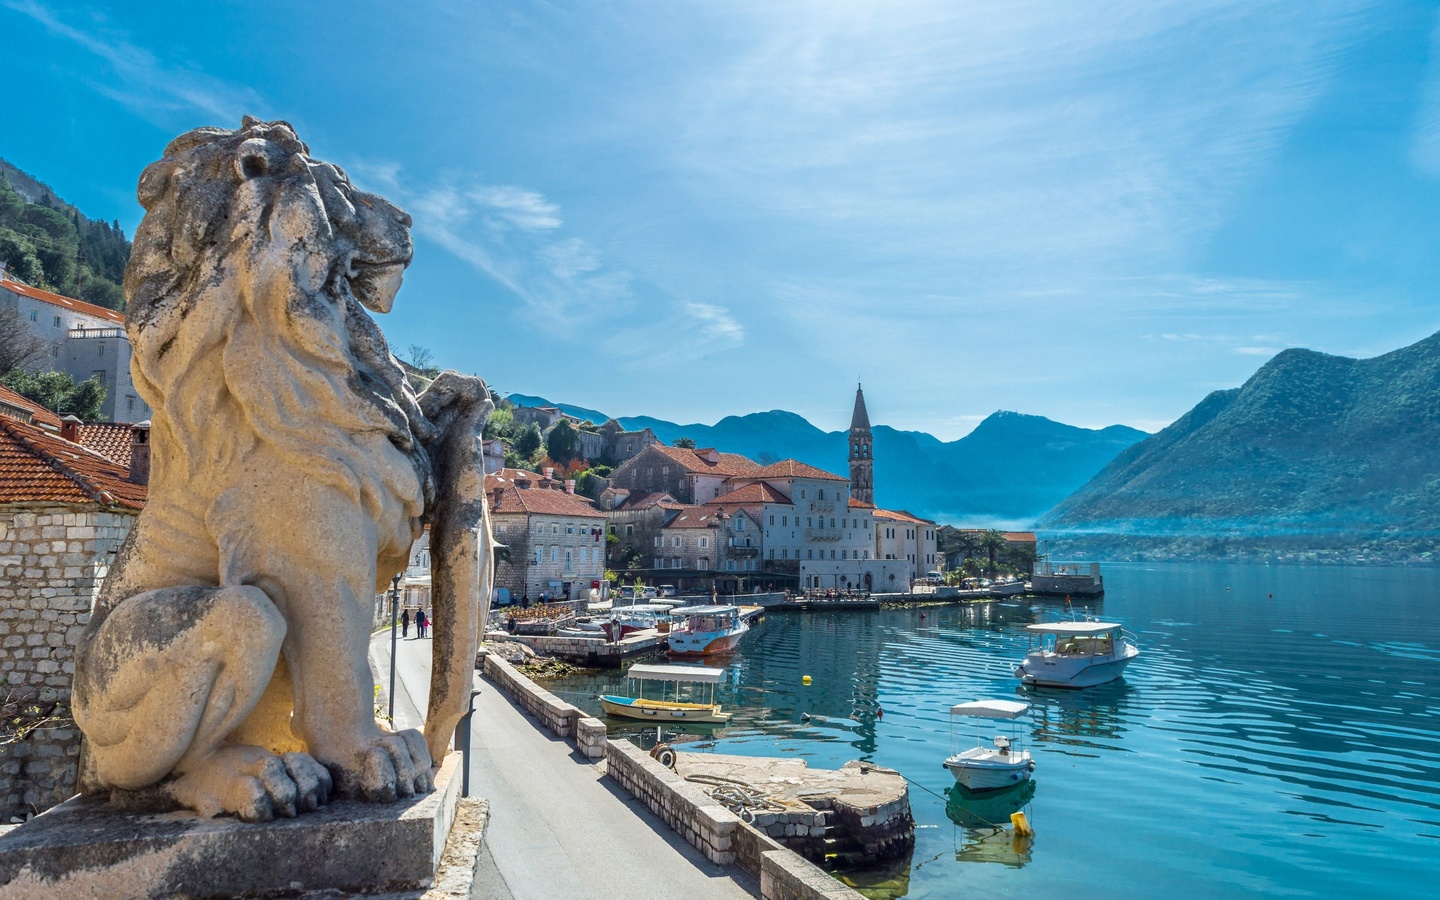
[542,563,1440,898]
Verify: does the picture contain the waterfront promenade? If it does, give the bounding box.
[370,630,757,900]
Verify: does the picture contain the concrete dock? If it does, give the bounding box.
[372,631,756,899]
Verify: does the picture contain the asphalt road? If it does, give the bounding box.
[370,629,757,899]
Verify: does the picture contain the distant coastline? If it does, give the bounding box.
[1042,531,1437,566]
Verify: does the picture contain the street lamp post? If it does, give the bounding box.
[388,572,401,724]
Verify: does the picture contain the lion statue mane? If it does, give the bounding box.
[71,118,491,822]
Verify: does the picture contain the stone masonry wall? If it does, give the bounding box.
[0,506,134,819]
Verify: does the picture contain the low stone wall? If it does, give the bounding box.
[0,506,134,820]
[576,717,607,759]
[604,739,739,865]
[605,739,865,900]
[479,651,580,739]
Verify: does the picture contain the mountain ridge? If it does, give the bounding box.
[1042,328,1440,557]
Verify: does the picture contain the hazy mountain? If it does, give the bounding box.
[1042,329,1440,556]
[505,393,1146,525]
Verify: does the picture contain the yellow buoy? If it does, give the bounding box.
[1010,811,1033,836]
[802,675,812,685]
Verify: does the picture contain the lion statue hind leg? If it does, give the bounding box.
[74,583,332,821]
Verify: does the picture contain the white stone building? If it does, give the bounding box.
[874,508,941,583]
[1,277,151,422]
[486,471,606,602]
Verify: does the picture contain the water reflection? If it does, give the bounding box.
[944,779,1037,831]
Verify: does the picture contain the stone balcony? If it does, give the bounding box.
[809,500,836,513]
[806,527,842,542]
[729,546,759,557]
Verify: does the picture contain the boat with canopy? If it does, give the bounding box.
[1013,620,1139,688]
[599,663,731,724]
[943,699,1035,792]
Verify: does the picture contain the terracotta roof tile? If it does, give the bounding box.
[875,508,935,524]
[1,277,126,324]
[953,528,1037,542]
[615,490,681,510]
[75,423,135,468]
[488,484,605,518]
[742,459,847,482]
[848,498,875,509]
[0,417,145,510]
[0,384,62,431]
[710,482,791,506]
[664,506,723,529]
[653,445,761,477]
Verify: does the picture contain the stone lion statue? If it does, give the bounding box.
[71,118,492,821]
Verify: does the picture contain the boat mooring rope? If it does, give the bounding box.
[900,773,1009,834]
[683,772,785,823]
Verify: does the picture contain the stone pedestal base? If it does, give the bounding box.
[0,753,463,899]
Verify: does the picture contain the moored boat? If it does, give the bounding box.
[666,605,749,658]
[600,604,672,641]
[943,700,1035,792]
[1014,620,1139,688]
[598,662,730,724]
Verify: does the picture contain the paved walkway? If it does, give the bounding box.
[370,629,757,900]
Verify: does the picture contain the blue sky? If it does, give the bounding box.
[4,0,1439,439]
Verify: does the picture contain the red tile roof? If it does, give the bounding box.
[664,505,728,529]
[0,416,146,510]
[615,490,682,511]
[75,423,135,468]
[848,498,875,509]
[953,529,1037,543]
[0,384,62,431]
[710,482,791,506]
[875,508,935,525]
[653,445,761,477]
[1,277,125,324]
[742,459,847,482]
[488,484,605,518]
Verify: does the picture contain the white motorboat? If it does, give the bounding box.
[666,605,749,658]
[1014,620,1139,688]
[943,700,1035,792]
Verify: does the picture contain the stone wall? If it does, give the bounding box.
[0,506,134,819]
[479,651,582,739]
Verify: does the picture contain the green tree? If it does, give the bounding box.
[980,529,1006,577]
[545,419,579,463]
[483,405,514,441]
[672,437,697,449]
[513,422,542,460]
[0,228,45,284]
[0,370,105,422]
[79,278,125,311]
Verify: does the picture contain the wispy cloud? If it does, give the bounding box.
[3,0,264,125]
[1234,346,1280,356]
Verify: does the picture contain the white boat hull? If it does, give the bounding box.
[1015,644,1139,689]
[944,749,1035,792]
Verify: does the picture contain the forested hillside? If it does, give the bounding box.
[0,158,129,309]
[1042,329,1440,562]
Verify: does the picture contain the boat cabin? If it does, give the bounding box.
[669,604,741,631]
[1025,621,1123,658]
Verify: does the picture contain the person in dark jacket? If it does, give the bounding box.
[401,608,411,638]
[418,609,430,638]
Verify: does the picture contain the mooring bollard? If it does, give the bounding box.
[454,687,481,797]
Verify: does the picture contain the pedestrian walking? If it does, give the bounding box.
[418,609,429,638]
[401,608,410,638]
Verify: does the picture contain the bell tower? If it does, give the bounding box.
[849,384,873,506]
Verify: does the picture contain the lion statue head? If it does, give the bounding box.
[122,117,433,555]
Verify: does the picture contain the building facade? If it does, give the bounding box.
[1,277,150,422]
[488,476,607,602]
[874,509,941,581]
[607,444,760,505]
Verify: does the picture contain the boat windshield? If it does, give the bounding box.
[1035,629,1117,656]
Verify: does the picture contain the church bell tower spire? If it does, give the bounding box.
[849,384,874,506]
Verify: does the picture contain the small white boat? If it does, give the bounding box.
[1014,620,1139,688]
[599,663,730,724]
[943,700,1035,792]
[666,605,749,658]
